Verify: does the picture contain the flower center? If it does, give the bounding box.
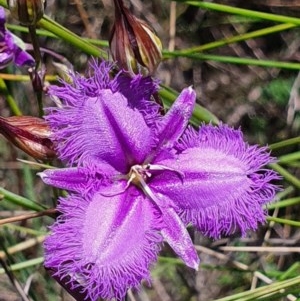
[100,164,183,199]
[127,164,151,187]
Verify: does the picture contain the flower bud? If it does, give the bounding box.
[7,0,46,25]
[0,115,56,160]
[109,0,162,76]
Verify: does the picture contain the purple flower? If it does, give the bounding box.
[40,61,279,301]
[0,7,34,69]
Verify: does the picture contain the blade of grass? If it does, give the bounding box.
[266,197,300,210]
[267,216,300,227]
[6,23,110,48]
[213,276,300,301]
[0,257,44,274]
[269,137,300,150]
[0,188,46,211]
[269,163,300,189]
[0,73,57,81]
[278,151,300,164]
[177,1,300,26]
[0,78,21,115]
[163,52,300,70]
[38,16,108,59]
[174,23,297,54]
[0,235,46,259]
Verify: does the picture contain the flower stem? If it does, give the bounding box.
[0,78,22,115]
[0,187,45,211]
[178,1,300,25]
[28,24,44,117]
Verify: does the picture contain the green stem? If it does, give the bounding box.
[174,23,296,54]
[0,188,45,211]
[279,262,300,281]
[269,137,300,150]
[214,276,300,301]
[267,216,300,227]
[267,197,300,210]
[163,52,300,70]
[28,25,42,67]
[6,24,110,47]
[38,15,107,59]
[28,25,44,117]
[178,1,300,25]
[0,78,22,115]
[0,257,44,274]
[269,163,300,189]
[279,151,300,164]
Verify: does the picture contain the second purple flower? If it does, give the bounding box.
[40,61,279,301]
[0,7,34,69]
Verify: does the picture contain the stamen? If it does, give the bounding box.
[144,163,184,181]
[99,163,184,197]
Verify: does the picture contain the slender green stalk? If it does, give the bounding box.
[213,276,300,301]
[0,188,45,211]
[23,165,36,202]
[269,137,300,150]
[6,24,110,47]
[266,197,300,210]
[279,262,300,281]
[3,223,46,236]
[163,52,300,70]
[0,73,57,82]
[28,25,42,68]
[28,25,44,117]
[267,216,300,227]
[274,186,295,201]
[279,151,300,164]
[0,257,44,274]
[269,163,300,189]
[177,1,300,25]
[174,23,296,54]
[38,15,107,59]
[0,78,22,115]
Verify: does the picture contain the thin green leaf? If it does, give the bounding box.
[0,188,46,211]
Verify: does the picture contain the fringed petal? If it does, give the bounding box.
[150,124,280,238]
[46,88,153,172]
[48,60,159,123]
[44,187,162,301]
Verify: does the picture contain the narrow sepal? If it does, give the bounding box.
[160,206,199,270]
